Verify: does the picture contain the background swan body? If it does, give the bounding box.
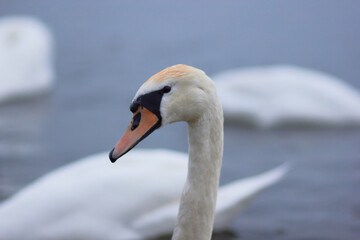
[214,65,360,128]
[0,16,54,103]
[0,149,287,239]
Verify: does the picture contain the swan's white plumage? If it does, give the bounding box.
[0,16,54,103]
[0,149,186,239]
[214,65,360,128]
[0,149,287,239]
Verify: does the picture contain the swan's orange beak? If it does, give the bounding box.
[109,107,161,162]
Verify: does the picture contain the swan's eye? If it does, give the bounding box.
[161,86,171,93]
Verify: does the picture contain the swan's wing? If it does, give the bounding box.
[36,213,141,240]
[132,201,179,239]
[213,163,289,230]
[0,149,188,239]
[132,163,289,237]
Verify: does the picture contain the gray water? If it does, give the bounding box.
[0,1,360,239]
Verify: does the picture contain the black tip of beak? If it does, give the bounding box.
[109,148,117,163]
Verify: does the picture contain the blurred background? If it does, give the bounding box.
[0,1,359,239]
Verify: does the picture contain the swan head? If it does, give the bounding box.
[109,64,217,162]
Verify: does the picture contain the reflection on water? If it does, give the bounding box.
[0,95,51,197]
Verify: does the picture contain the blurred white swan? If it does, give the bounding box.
[214,65,360,128]
[0,149,287,239]
[0,16,54,103]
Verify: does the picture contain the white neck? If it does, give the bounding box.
[172,96,224,240]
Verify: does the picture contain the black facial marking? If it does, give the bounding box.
[130,102,140,113]
[131,86,171,122]
[131,112,141,131]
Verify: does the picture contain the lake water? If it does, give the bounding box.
[0,1,359,239]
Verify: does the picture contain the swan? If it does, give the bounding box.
[0,16,54,103]
[214,65,360,128]
[0,65,287,239]
[109,64,287,239]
